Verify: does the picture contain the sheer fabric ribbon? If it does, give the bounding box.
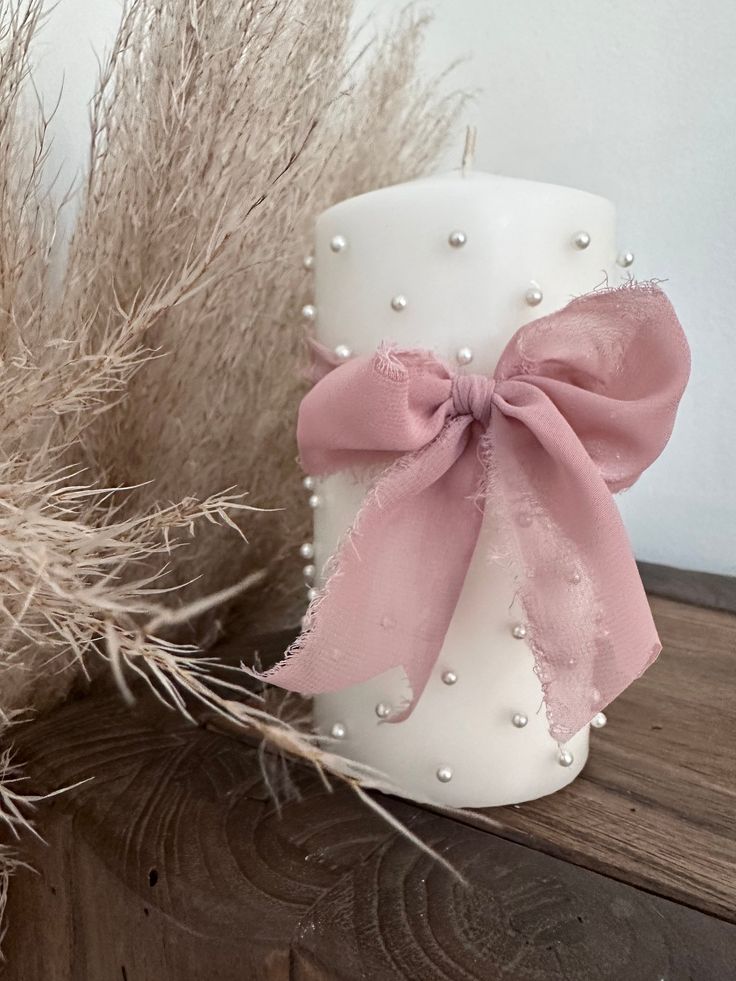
[256,284,690,741]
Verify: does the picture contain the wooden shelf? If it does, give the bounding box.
[3,593,735,979]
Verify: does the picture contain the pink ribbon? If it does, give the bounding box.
[258,284,690,742]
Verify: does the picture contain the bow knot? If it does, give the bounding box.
[451,373,495,427]
[255,285,690,743]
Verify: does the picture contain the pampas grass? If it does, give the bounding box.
[71,0,462,636]
[0,0,464,948]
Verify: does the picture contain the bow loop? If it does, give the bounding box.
[451,373,495,427]
[254,284,690,743]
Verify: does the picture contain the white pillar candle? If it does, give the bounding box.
[307,171,618,808]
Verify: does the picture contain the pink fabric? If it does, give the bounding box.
[256,284,690,742]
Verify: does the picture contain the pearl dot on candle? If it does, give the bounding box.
[512,623,527,640]
[302,475,316,491]
[591,711,608,729]
[303,254,315,270]
[303,564,316,580]
[330,722,346,739]
[301,303,316,320]
[448,230,467,248]
[436,766,453,783]
[308,494,321,509]
[525,285,543,306]
[558,749,574,767]
[512,712,529,728]
[617,251,635,267]
[572,230,591,250]
[375,702,392,719]
[299,542,314,560]
[330,234,347,253]
[334,344,352,361]
[390,294,407,312]
[306,587,318,602]
[441,670,458,686]
[455,346,473,366]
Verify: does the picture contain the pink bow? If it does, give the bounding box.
[258,284,690,742]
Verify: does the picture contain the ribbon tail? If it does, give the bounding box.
[490,397,660,743]
[524,486,660,744]
[251,418,484,719]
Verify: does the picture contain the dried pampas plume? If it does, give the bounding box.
[0,0,464,943]
[1,0,262,720]
[72,0,463,637]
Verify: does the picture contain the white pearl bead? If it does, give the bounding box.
[375,702,391,719]
[448,230,467,248]
[303,254,315,270]
[330,722,346,739]
[512,712,528,728]
[512,623,527,640]
[455,346,473,366]
[441,670,458,686]
[334,344,352,361]
[329,234,347,253]
[301,303,316,320]
[390,294,407,312]
[308,494,321,509]
[617,250,635,267]
[591,711,607,729]
[558,749,574,767]
[303,564,316,580]
[299,542,314,560]
[436,766,453,783]
[302,475,316,491]
[306,587,318,602]
[572,230,591,250]
[525,285,543,306]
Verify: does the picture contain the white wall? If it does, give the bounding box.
[33,0,122,214]
[34,0,736,573]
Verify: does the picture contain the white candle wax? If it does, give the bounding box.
[309,171,617,807]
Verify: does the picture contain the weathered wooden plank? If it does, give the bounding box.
[638,561,736,614]
[458,595,736,922]
[1,696,394,980]
[3,592,735,978]
[5,682,736,981]
[291,808,736,981]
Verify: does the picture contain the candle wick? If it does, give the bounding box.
[461,126,477,175]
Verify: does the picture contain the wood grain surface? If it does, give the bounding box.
[464,595,736,922]
[290,811,736,981]
[2,696,395,980]
[1,592,735,979]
